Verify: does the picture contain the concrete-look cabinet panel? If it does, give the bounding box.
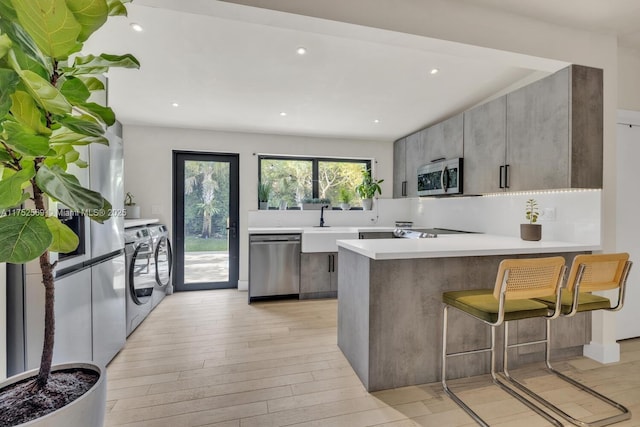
[338,248,590,392]
[463,96,507,194]
[393,138,407,198]
[507,67,571,191]
[300,252,337,299]
[422,113,464,162]
[404,132,425,198]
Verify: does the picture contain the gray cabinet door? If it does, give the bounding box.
[463,96,507,194]
[404,132,426,197]
[393,138,407,198]
[300,252,332,296]
[423,113,464,162]
[507,67,570,191]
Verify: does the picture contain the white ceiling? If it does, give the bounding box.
[83,0,632,141]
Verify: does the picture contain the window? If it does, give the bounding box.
[259,156,371,209]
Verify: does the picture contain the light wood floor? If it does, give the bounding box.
[105,290,640,426]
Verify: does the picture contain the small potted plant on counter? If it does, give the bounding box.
[124,192,141,219]
[338,187,353,210]
[355,169,383,210]
[258,182,271,210]
[521,198,542,241]
[0,1,139,426]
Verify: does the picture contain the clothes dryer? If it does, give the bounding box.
[124,226,155,337]
[148,224,173,310]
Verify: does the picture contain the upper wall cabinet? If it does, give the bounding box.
[462,64,602,194]
[393,113,464,198]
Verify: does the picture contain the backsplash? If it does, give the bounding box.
[248,190,601,245]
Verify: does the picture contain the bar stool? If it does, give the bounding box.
[442,256,566,427]
[502,253,633,427]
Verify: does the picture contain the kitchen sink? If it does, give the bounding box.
[301,227,359,252]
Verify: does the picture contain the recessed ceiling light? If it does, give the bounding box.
[373,119,380,124]
[130,23,144,32]
[171,102,179,107]
[430,68,439,75]
[296,47,307,55]
[280,112,287,116]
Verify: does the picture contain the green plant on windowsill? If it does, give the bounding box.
[258,182,271,209]
[355,169,383,210]
[338,187,353,210]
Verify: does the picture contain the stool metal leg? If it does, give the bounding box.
[442,306,563,427]
[501,319,631,427]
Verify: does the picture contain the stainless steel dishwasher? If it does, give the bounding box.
[249,234,301,301]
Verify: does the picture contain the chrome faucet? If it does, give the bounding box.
[319,205,329,227]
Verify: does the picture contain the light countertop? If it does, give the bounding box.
[247,226,399,234]
[124,218,159,228]
[337,234,600,260]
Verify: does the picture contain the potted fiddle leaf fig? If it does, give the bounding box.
[520,198,542,241]
[355,168,383,210]
[0,1,139,426]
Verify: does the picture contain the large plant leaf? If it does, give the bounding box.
[0,68,20,118]
[35,164,109,222]
[0,19,51,76]
[0,33,11,59]
[59,114,105,137]
[20,70,72,115]
[0,0,17,20]
[0,148,12,163]
[78,102,114,126]
[12,0,82,59]
[50,126,108,145]
[60,76,90,104]
[67,53,139,75]
[77,76,104,91]
[3,121,51,156]
[46,216,79,253]
[0,166,34,210]
[9,90,50,134]
[65,0,109,42]
[106,0,130,17]
[0,213,52,263]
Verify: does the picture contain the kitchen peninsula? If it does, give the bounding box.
[336,234,599,392]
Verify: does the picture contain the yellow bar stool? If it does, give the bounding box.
[442,256,566,427]
[502,253,633,427]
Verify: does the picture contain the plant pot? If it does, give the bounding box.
[125,205,140,219]
[301,203,330,210]
[361,198,373,211]
[1,362,106,427]
[520,223,542,241]
[340,203,351,211]
[259,201,268,210]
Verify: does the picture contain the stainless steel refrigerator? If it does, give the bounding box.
[7,122,126,375]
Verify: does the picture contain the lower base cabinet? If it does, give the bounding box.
[300,252,338,299]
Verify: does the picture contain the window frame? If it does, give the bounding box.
[258,155,372,207]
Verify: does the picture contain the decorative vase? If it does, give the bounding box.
[125,205,140,219]
[362,198,373,210]
[520,224,542,241]
[0,362,106,427]
[340,203,351,211]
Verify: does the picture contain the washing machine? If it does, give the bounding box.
[124,226,155,337]
[148,224,173,310]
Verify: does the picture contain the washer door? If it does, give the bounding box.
[130,240,155,305]
[155,236,173,288]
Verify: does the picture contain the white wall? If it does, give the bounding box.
[618,48,640,111]
[123,125,393,284]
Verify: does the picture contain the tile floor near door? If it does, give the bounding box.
[106,290,640,427]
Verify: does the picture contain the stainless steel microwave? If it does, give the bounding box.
[417,158,463,196]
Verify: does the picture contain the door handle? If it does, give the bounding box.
[226,222,237,238]
[499,165,505,189]
[401,181,407,197]
[328,254,332,273]
[504,164,510,189]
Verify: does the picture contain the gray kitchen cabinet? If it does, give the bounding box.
[463,64,602,194]
[463,96,507,194]
[393,137,407,198]
[300,252,337,299]
[359,232,394,239]
[422,113,464,162]
[404,132,426,198]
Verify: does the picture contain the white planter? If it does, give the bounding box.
[125,205,141,219]
[1,362,106,427]
[361,198,373,210]
[340,203,351,211]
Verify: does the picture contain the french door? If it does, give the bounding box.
[173,151,239,291]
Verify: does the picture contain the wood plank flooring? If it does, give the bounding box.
[106,290,640,426]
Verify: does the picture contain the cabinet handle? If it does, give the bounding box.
[499,165,505,188]
[505,164,510,189]
[328,254,332,272]
[331,254,335,272]
[402,181,407,197]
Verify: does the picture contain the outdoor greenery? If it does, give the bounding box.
[0,0,139,396]
[184,160,229,239]
[185,236,228,252]
[260,157,367,208]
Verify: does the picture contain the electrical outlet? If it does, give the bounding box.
[542,207,556,221]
